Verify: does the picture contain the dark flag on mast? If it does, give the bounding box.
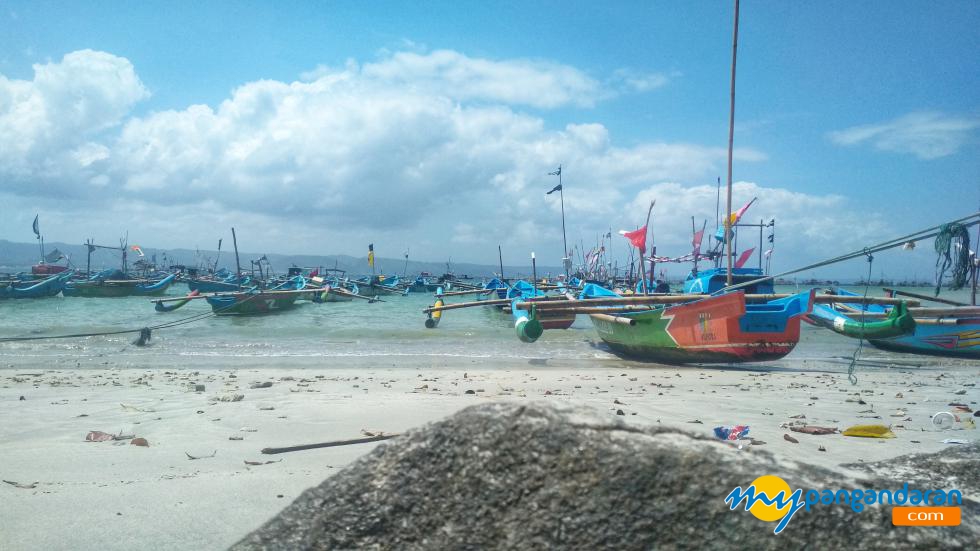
[548,167,561,176]
[546,184,562,195]
[32,215,40,239]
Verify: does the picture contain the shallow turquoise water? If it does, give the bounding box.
[0,284,976,372]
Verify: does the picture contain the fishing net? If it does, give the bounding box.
[934,222,971,296]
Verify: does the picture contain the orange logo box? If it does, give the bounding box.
[892,507,961,526]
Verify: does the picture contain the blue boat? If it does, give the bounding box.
[0,271,73,299]
[682,267,774,295]
[808,288,979,359]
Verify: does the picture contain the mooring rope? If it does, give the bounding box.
[846,249,875,385]
[0,289,269,344]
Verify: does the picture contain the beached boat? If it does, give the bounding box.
[807,289,979,359]
[0,271,74,299]
[588,290,814,364]
[63,271,176,297]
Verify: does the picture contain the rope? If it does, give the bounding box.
[0,288,270,344]
[846,250,874,385]
[934,222,971,296]
[718,212,980,295]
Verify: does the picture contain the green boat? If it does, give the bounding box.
[63,272,176,298]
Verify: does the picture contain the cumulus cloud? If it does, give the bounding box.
[828,111,980,160]
[0,50,147,183]
[0,47,881,271]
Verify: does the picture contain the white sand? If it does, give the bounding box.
[1,364,977,550]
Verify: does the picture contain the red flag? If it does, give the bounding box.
[692,229,704,254]
[619,226,648,254]
[734,248,755,269]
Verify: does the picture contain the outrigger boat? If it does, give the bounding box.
[806,288,978,359]
[63,270,176,297]
[0,271,74,299]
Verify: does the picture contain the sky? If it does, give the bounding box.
[1,0,978,280]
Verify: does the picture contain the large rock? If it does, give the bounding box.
[234,402,978,550]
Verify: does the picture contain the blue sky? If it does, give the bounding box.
[1,1,978,279]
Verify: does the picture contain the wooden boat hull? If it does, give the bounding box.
[813,289,979,359]
[589,290,811,364]
[867,321,980,359]
[0,272,71,299]
[63,275,175,297]
[206,291,301,315]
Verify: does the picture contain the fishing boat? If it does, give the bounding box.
[0,271,74,299]
[586,289,814,364]
[505,280,576,330]
[358,275,406,296]
[205,289,303,315]
[63,270,176,297]
[807,288,979,359]
[186,269,252,293]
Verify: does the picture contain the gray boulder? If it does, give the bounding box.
[234,402,977,550]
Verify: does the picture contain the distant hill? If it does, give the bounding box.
[0,239,563,280]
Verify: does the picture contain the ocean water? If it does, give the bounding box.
[0,284,975,372]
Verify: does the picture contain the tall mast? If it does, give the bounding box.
[725,0,740,286]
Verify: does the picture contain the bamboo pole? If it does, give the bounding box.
[421,297,513,313]
[591,313,637,326]
[150,287,324,303]
[882,287,965,306]
[511,294,918,311]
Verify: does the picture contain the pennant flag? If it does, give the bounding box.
[548,167,561,176]
[692,229,704,254]
[44,248,64,263]
[728,197,757,226]
[734,248,755,269]
[546,184,562,195]
[32,215,40,238]
[619,226,648,254]
[368,244,375,267]
[131,245,145,257]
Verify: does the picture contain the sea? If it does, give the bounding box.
[0,285,975,373]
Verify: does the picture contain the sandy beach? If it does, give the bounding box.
[1,360,976,550]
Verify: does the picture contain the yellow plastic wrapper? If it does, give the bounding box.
[842,425,896,438]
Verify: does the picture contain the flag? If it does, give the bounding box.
[728,197,757,226]
[32,215,40,238]
[548,167,561,176]
[734,248,755,269]
[44,248,64,263]
[692,229,704,254]
[217,238,223,251]
[546,184,562,195]
[619,226,648,254]
[131,245,145,257]
[368,244,375,267]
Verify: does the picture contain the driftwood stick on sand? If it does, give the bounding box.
[185,450,218,460]
[261,434,399,455]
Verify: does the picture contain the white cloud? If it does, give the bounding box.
[609,68,675,93]
[828,111,980,159]
[0,49,147,184]
[4,47,888,273]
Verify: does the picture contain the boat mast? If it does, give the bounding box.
[498,245,505,282]
[724,0,740,286]
[231,227,242,291]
